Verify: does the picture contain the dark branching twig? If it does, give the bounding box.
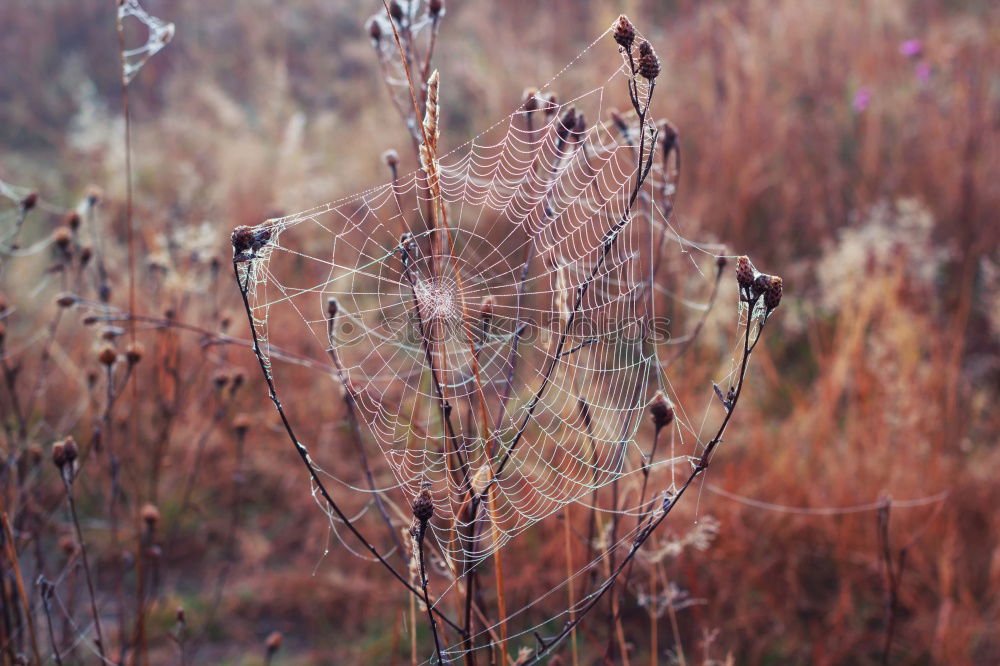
[232,259,463,635]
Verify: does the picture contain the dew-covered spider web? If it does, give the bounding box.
[234,18,723,573]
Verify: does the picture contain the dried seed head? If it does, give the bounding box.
[52,227,72,251]
[556,107,577,143]
[85,187,101,208]
[176,607,186,624]
[51,440,67,469]
[56,293,77,309]
[233,413,252,438]
[80,246,93,266]
[735,256,754,291]
[266,631,283,653]
[327,297,338,322]
[753,274,771,299]
[231,370,246,392]
[367,17,382,45]
[125,343,143,366]
[428,0,444,19]
[59,534,77,556]
[649,390,674,431]
[637,40,661,81]
[231,225,254,257]
[412,489,434,523]
[212,369,230,390]
[98,345,117,367]
[65,211,81,230]
[659,119,678,159]
[607,109,626,135]
[63,437,78,463]
[383,149,399,171]
[764,276,783,312]
[140,503,160,529]
[543,92,559,118]
[716,255,728,271]
[20,192,38,211]
[389,0,404,24]
[613,15,636,52]
[523,88,539,113]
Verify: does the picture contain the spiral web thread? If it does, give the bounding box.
[235,19,715,598]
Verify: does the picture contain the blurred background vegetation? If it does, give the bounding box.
[0,0,997,663]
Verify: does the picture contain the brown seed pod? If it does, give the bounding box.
[56,293,77,309]
[140,503,160,529]
[125,343,144,366]
[764,276,783,312]
[51,440,67,468]
[412,489,434,523]
[649,390,674,431]
[736,256,754,292]
[20,192,38,211]
[98,345,117,367]
[637,40,660,81]
[63,437,79,463]
[613,15,636,52]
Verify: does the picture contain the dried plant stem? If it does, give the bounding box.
[58,472,105,662]
[36,578,62,666]
[878,498,907,666]
[0,513,40,665]
[233,263,463,635]
[563,505,579,666]
[414,525,444,665]
[524,302,768,664]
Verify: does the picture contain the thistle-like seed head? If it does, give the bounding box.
[140,503,160,529]
[126,343,143,366]
[51,440,67,468]
[412,489,434,523]
[20,192,38,211]
[63,437,78,463]
[327,297,338,320]
[764,276,783,312]
[613,15,636,52]
[736,256,754,291]
[649,390,674,431]
[98,345,117,367]
[637,40,661,81]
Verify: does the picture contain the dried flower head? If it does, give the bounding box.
[412,489,434,523]
[63,437,78,463]
[367,17,382,45]
[428,0,444,19]
[764,276,783,312]
[56,293,77,309]
[98,345,118,367]
[140,503,160,529]
[523,88,539,113]
[736,256,754,292]
[326,297,338,320]
[51,440,67,468]
[637,40,661,81]
[649,390,674,431]
[388,0,404,24]
[614,15,636,52]
[126,343,144,366]
[52,227,72,251]
[266,631,283,653]
[383,149,399,171]
[233,413,252,438]
[20,192,38,211]
[65,211,81,230]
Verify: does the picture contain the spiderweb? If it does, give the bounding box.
[232,17,697,580]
